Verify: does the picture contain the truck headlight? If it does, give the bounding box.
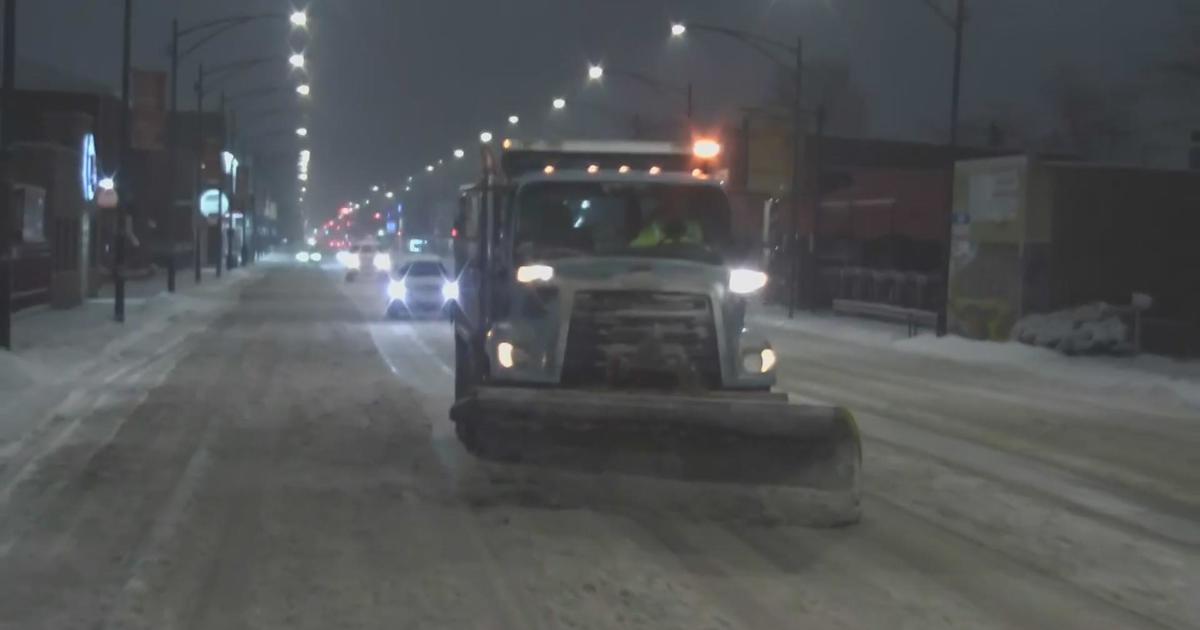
[516,264,554,283]
[387,280,407,301]
[497,342,516,368]
[295,251,310,263]
[310,252,323,263]
[374,252,391,269]
[729,268,768,294]
[743,348,777,374]
[442,280,460,302]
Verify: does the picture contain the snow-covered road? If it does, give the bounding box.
[0,265,1195,629]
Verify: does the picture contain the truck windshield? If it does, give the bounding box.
[513,181,733,264]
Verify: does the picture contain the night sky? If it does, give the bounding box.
[15,0,1191,231]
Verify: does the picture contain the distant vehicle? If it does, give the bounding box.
[386,258,456,319]
[338,241,390,282]
[293,248,324,265]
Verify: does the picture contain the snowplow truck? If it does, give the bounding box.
[449,140,861,523]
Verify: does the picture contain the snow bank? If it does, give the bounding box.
[750,303,1200,411]
[1011,303,1132,355]
[0,269,260,430]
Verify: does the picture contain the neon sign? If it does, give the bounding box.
[81,133,98,201]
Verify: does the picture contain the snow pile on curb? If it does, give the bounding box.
[749,304,1200,411]
[0,269,262,429]
[895,334,1200,410]
[1011,303,1131,355]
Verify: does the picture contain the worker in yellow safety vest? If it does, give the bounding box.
[629,195,703,247]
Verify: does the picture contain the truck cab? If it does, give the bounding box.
[452,141,776,396]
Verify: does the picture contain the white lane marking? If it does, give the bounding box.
[401,325,454,376]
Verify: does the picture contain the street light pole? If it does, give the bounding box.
[787,37,804,318]
[193,64,204,284]
[226,107,237,271]
[0,0,16,348]
[936,0,966,337]
[114,0,132,323]
[166,18,179,292]
[687,81,694,121]
[215,90,225,278]
[168,9,309,285]
[670,22,805,313]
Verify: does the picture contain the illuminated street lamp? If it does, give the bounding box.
[371,185,380,192]
[453,148,465,159]
[480,131,494,143]
[168,7,314,290]
[288,52,306,69]
[296,83,311,96]
[588,64,605,81]
[426,164,435,172]
[671,23,687,37]
[295,127,308,137]
[508,115,520,126]
[298,172,308,181]
[385,191,394,199]
[552,97,567,110]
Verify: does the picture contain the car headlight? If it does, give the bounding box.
[374,252,391,269]
[442,280,460,302]
[336,251,352,266]
[345,256,361,270]
[516,264,554,283]
[310,252,323,262]
[387,280,407,301]
[295,251,310,263]
[729,268,768,295]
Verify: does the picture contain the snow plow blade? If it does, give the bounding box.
[451,387,862,523]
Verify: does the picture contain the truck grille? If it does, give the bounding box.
[562,291,721,390]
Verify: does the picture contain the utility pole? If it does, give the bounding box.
[809,105,827,312]
[786,36,803,318]
[936,0,966,337]
[214,90,224,278]
[686,82,694,121]
[193,64,204,284]
[0,0,16,348]
[166,18,179,292]
[225,108,236,271]
[114,0,132,322]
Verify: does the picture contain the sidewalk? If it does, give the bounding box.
[0,265,263,442]
[749,302,1200,411]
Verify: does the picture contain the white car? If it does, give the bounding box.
[339,244,391,282]
[386,259,456,319]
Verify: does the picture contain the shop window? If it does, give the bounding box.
[14,184,47,243]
